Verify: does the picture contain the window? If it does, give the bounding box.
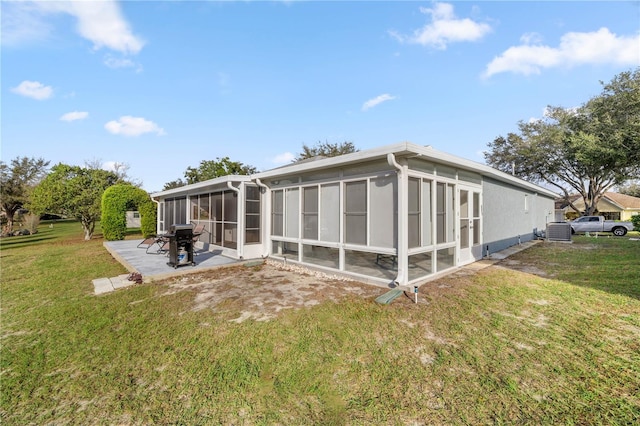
[212,193,223,245]
[422,179,432,246]
[272,190,283,236]
[473,192,480,245]
[370,175,396,248]
[199,194,210,220]
[408,177,420,248]
[245,186,261,244]
[344,181,367,245]
[436,183,445,244]
[302,186,319,240]
[436,183,454,244]
[285,188,299,238]
[320,184,340,242]
[524,194,529,212]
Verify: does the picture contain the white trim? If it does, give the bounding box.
[253,142,557,199]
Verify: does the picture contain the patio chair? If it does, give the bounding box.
[191,223,207,255]
[145,234,170,255]
[137,236,157,250]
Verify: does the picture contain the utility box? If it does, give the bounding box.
[167,224,195,268]
[546,222,572,242]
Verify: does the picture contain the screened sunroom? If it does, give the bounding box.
[152,142,556,289]
[152,175,265,260]
[254,146,489,287]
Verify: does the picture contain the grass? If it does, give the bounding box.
[1,222,639,424]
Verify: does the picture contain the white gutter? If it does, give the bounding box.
[387,153,407,288]
[226,182,243,259]
[254,178,270,258]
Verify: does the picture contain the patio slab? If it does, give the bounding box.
[95,239,241,294]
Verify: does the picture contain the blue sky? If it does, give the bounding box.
[3,1,639,192]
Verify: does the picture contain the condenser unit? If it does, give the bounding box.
[546,222,572,242]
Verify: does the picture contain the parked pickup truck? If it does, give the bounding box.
[570,216,634,236]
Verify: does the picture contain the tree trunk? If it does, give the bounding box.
[81,217,95,240]
[2,205,19,233]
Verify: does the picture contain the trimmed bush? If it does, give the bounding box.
[101,185,157,241]
[631,214,640,231]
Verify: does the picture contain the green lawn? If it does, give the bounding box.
[1,222,639,424]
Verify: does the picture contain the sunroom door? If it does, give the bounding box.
[458,186,482,264]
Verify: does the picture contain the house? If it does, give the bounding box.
[126,211,141,228]
[556,192,640,221]
[150,142,556,288]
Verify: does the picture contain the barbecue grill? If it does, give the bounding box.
[167,224,195,268]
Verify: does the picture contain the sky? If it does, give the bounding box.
[2,1,639,193]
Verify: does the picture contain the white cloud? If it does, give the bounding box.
[362,94,396,111]
[272,152,295,164]
[60,111,89,122]
[484,27,640,78]
[0,1,53,46]
[104,54,143,72]
[11,80,53,100]
[105,116,166,137]
[2,1,144,55]
[520,32,543,45]
[390,2,491,49]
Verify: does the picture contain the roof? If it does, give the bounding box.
[153,142,559,199]
[602,192,640,209]
[555,192,640,210]
[254,142,558,198]
[150,174,251,198]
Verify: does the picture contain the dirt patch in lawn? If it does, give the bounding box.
[154,261,385,322]
[151,258,498,322]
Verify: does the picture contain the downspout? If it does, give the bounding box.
[226,181,243,259]
[387,153,407,288]
[254,178,271,258]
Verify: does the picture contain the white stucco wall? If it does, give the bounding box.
[482,177,554,254]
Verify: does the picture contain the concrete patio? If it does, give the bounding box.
[94,237,543,295]
[94,239,244,294]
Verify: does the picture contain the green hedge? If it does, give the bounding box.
[631,214,640,231]
[101,184,157,241]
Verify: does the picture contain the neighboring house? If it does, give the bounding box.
[151,142,556,288]
[126,211,141,228]
[556,192,640,221]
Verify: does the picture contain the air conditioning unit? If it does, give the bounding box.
[546,222,572,242]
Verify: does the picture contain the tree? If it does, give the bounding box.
[29,164,120,240]
[162,179,187,191]
[294,141,358,162]
[84,158,143,187]
[163,157,257,190]
[485,69,640,216]
[0,157,50,233]
[617,181,640,198]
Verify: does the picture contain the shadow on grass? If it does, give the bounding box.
[0,234,57,250]
[496,236,640,300]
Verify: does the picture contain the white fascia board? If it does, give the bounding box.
[150,175,251,199]
[252,142,416,180]
[254,141,558,199]
[403,143,559,199]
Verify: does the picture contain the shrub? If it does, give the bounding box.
[23,213,40,234]
[101,184,157,241]
[631,214,640,231]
